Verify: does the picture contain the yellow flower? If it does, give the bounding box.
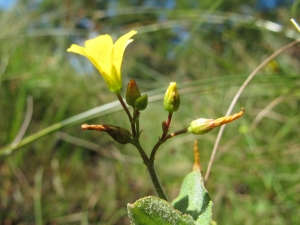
[67,30,137,93]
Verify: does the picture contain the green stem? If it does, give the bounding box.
[34,167,44,225]
[147,161,168,201]
[130,140,149,163]
[116,93,137,137]
[150,138,164,161]
[130,140,167,200]
[133,110,140,138]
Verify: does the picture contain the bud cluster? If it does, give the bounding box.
[126,79,148,111]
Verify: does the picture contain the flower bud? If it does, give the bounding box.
[134,94,148,111]
[106,126,132,144]
[188,118,215,135]
[82,124,132,144]
[126,79,141,107]
[164,82,180,113]
[187,108,245,135]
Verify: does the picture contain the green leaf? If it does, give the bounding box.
[172,170,213,225]
[127,196,196,225]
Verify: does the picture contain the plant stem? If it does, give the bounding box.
[150,112,173,161]
[133,110,140,138]
[147,161,168,201]
[150,128,188,161]
[150,139,164,161]
[165,112,173,128]
[165,128,188,140]
[130,140,149,163]
[130,140,167,200]
[116,93,137,137]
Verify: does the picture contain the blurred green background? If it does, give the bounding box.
[1,0,300,224]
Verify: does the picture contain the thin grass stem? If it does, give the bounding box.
[204,38,300,182]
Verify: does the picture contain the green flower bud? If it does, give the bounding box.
[164,82,180,113]
[187,118,215,135]
[134,94,148,111]
[187,108,245,135]
[126,79,141,107]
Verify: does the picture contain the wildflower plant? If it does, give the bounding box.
[67,30,244,224]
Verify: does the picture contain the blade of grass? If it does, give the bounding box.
[11,96,33,148]
[0,100,121,157]
[34,167,44,225]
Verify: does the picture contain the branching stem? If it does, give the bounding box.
[130,139,167,200]
[150,112,173,161]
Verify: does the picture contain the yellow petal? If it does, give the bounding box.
[104,65,122,92]
[67,43,103,76]
[84,34,114,76]
[113,30,137,76]
[67,44,86,55]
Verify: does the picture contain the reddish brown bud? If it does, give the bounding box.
[82,124,132,144]
[126,79,141,107]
